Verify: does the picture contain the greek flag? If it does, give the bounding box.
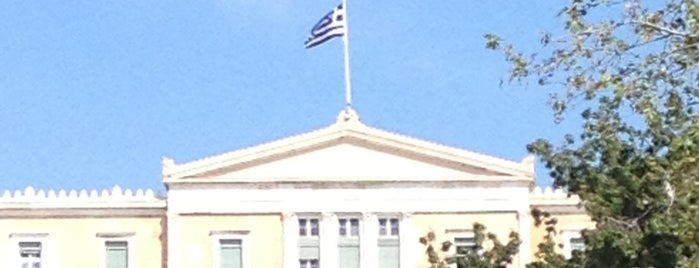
[305,3,346,48]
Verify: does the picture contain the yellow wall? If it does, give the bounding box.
[0,216,163,268]
[529,213,595,259]
[411,212,520,267]
[175,214,283,268]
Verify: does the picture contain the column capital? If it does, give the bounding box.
[280,212,296,221]
[361,212,376,220]
[321,212,336,220]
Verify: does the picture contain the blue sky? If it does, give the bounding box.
[0,1,581,192]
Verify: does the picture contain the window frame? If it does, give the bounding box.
[10,233,50,268]
[561,229,584,259]
[298,218,320,237]
[210,232,250,268]
[446,230,478,268]
[97,232,135,268]
[338,217,360,238]
[378,217,400,238]
[299,258,319,268]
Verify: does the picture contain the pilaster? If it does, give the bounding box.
[320,212,338,267]
[282,212,299,268]
[361,212,378,268]
[166,213,179,268]
[399,212,417,267]
[518,208,531,266]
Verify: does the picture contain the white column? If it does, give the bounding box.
[361,213,378,268]
[518,208,531,267]
[282,212,299,268]
[167,213,179,268]
[400,212,417,268]
[320,213,339,267]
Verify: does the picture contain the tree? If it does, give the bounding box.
[486,0,699,267]
[419,223,521,268]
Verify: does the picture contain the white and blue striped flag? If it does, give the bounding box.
[305,3,346,48]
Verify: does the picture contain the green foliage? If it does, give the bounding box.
[419,223,521,268]
[487,0,699,267]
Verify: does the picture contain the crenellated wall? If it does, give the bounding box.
[0,185,165,209]
[529,186,582,207]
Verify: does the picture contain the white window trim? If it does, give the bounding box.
[297,216,321,238]
[10,233,50,268]
[377,216,400,238]
[211,232,250,268]
[337,216,360,238]
[446,229,477,268]
[560,229,583,259]
[97,232,135,268]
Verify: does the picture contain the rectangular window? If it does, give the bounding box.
[454,236,476,268]
[105,241,128,268]
[19,242,42,268]
[299,217,320,268]
[378,218,399,237]
[299,218,320,237]
[220,239,242,268]
[338,218,359,237]
[338,217,360,268]
[378,217,400,268]
[570,237,585,252]
[299,259,319,268]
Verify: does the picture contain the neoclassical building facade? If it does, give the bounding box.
[0,109,592,268]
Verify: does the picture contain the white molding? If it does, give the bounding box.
[10,233,52,268]
[167,187,530,215]
[210,232,251,268]
[97,233,135,268]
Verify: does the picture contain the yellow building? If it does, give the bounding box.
[0,109,592,268]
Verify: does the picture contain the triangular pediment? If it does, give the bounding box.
[162,110,534,184]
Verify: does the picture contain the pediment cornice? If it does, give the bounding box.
[163,109,535,184]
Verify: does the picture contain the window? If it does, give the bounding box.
[299,259,319,268]
[299,218,320,237]
[570,237,585,253]
[338,217,360,268]
[298,217,320,268]
[219,239,242,268]
[378,218,399,237]
[561,230,584,259]
[338,218,359,237]
[19,242,42,268]
[105,241,128,268]
[378,217,400,268]
[454,236,476,268]
[210,232,250,268]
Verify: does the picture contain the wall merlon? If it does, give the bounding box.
[0,185,165,208]
[529,186,582,207]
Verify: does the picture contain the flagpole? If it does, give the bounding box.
[342,0,353,108]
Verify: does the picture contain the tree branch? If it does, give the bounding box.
[632,20,692,37]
